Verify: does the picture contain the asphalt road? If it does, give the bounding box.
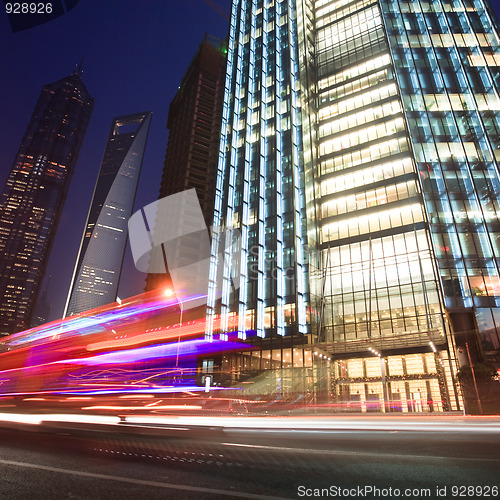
[0,416,498,500]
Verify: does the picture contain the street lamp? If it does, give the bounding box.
[163,287,183,381]
[172,292,184,370]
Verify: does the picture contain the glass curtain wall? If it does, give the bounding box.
[381,0,500,366]
[206,0,310,348]
[298,0,461,411]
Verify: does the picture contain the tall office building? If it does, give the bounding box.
[206,0,500,412]
[0,69,93,335]
[146,35,226,292]
[65,111,152,316]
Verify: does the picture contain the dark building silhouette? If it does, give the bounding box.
[146,35,226,292]
[0,68,93,335]
[65,112,152,316]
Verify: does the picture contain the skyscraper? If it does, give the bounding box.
[206,0,500,412]
[0,68,93,336]
[146,35,226,293]
[65,111,152,317]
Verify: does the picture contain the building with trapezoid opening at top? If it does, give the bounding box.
[65,111,152,317]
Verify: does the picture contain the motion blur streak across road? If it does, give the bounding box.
[0,414,498,499]
[0,412,120,426]
[3,412,500,433]
[0,289,249,398]
[122,414,500,433]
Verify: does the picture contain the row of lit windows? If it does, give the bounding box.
[402,92,500,112]
[321,137,409,175]
[335,353,439,378]
[223,348,312,372]
[321,203,423,242]
[325,254,436,295]
[440,270,500,303]
[407,114,499,138]
[316,6,380,54]
[243,303,297,330]
[429,205,499,226]
[315,0,375,29]
[432,228,500,258]
[334,381,445,412]
[319,68,389,104]
[321,157,414,197]
[403,32,497,49]
[326,314,444,341]
[328,312,443,339]
[234,118,291,145]
[315,0,361,18]
[319,83,398,120]
[325,230,432,273]
[468,53,500,67]
[235,100,291,130]
[430,168,500,192]
[321,180,417,218]
[396,1,477,14]
[318,31,386,72]
[330,323,444,346]
[319,117,405,156]
[327,298,442,327]
[435,229,499,261]
[427,194,499,221]
[319,100,402,137]
[413,140,489,163]
[318,53,391,90]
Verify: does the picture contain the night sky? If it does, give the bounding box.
[1,1,500,324]
[0,0,231,322]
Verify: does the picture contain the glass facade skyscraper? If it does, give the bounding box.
[65,112,152,316]
[301,0,459,410]
[207,0,310,345]
[206,0,500,412]
[0,69,93,335]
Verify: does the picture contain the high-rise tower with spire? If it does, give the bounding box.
[0,67,94,335]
